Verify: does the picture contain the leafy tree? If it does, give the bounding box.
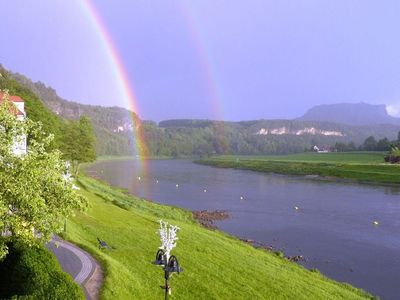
[376,137,391,151]
[347,142,356,151]
[363,136,377,151]
[0,92,87,259]
[63,116,96,175]
[334,142,347,152]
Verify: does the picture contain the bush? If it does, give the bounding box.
[0,242,84,299]
[384,155,400,163]
[384,147,400,164]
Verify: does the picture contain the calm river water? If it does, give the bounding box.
[87,159,400,299]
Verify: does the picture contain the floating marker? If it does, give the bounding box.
[176,184,179,188]
[240,196,244,200]
[204,189,207,193]
[156,180,159,183]
[373,220,379,226]
[137,176,141,180]
[294,206,299,211]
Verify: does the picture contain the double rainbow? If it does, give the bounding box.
[81,1,228,165]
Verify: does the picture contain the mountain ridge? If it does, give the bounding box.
[298,102,400,126]
[4,65,400,156]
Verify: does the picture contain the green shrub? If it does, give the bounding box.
[384,147,400,163]
[0,242,84,299]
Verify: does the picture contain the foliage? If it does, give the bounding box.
[63,175,373,299]
[362,136,377,151]
[0,66,66,150]
[334,141,356,152]
[389,146,400,156]
[356,134,398,154]
[384,146,400,164]
[63,116,97,175]
[0,241,84,299]
[0,92,87,259]
[376,137,391,151]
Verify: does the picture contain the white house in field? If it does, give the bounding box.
[0,92,27,155]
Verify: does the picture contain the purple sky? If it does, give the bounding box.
[1,0,400,121]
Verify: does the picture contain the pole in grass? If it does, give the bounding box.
[153,220,183,299]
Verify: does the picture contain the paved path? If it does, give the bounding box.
[47,236,103,300]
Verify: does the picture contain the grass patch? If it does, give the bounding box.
[218,152,386,164]
[197,152,400,185]
[65,175,374,299]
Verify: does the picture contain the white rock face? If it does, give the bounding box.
[113,122,134,133]
[270,127,289,135]
[256,127,344,136]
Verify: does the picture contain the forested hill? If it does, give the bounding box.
[0,65,65,149]
[5,65,400,157]
[10,71,140,156]
[153,119,399,156]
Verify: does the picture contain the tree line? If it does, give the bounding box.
[334,132,400,152]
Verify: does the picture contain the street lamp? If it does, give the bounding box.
[153,221,183,299]
[153,250,183,299]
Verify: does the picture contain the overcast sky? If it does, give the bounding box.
[1,0,400,121]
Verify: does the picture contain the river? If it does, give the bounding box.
[87,159,400,299]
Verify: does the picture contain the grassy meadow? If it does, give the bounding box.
[197,152,400,185]
[64,175,374,299]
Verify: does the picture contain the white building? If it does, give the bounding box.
[0,92,26,155]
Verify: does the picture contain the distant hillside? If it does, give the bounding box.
[10,71,140,156]
[4,65,400,157]
[159,118,400,144]
[299,102,400,126]
[0,65,65,149]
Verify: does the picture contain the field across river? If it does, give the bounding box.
[197,152,400,185]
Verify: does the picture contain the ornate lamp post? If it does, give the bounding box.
[153,220,183,299]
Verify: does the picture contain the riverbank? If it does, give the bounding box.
[96,155,172,161]
[196,152,400,185]
[64,174,374,299]
[192,210,229,229]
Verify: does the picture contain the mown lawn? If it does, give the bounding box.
[65,176,374,300]
[198,152,400,185]
[216,152,386,164]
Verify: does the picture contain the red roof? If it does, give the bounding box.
[0,92,25,116]
[0,92,24,102]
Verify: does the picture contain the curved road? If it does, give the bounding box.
[47,236,102,300]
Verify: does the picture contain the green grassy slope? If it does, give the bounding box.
[197,152,400,185]
[65,176,374,299]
